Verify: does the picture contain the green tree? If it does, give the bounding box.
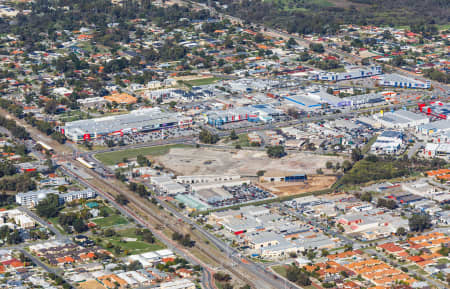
[266,145,285,158]
[351,148,363,162]
[256,170,266,177]
[309,43,324,53]
[409,213,432,232]
[396,227,407,236]
[377,198,397,209]
[199,129,219,144]
[136,154,150,167]
[36,194,61,218]
[115,194,129,205]
[342,160,352,172]
[360,192,372,202]
[254,33,265,43]
[286,37,297,48]
[307,249,316,261]
[44,99,58,114]
[73,218,88,233]
[230,130,238,140]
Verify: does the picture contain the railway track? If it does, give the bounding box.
[61,161,266,288]
[83,168,267,288]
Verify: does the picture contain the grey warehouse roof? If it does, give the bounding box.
[63,108,181,135]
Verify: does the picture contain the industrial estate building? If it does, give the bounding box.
[371,130,404,154]
[284,90,385,109]
[417,119,450,136]
[206,104,281,127]
[373,110,429,129]
[309,65,382,81]
[418,102,450,119]
[61,108,192,141]
[379,74,431,89]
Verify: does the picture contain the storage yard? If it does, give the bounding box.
[153,147,345,176]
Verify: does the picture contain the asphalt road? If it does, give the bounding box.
[85,96,431,167]
[58,163,218,289]
[155,196,302,289]
[18,207,64,239]
[407,141,423,159]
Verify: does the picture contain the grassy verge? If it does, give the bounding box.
[47,217,66,234]
[95,144,192,165]
[362,135,377,154]
[272,265,288,277]
[437,258,449,265]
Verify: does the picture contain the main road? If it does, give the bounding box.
[2,109,297,289]
[154,195,301,289]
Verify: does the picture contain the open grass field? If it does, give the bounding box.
[101,228,165,255]
[109,239,165,254]
[272,265,288,277]
[92,214,128,228]
[95,144,192,165]
[184,77,221,86]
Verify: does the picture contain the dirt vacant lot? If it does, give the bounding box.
[259,175,337,197]
[153,147,346,176]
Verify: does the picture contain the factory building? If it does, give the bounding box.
[285,90,386,109]
[379,74,431,89]
[61,108,192,142]
[150,176,186,195]
[417,119,450,136]
[284,93,323,109]
[176,175,241,184]
[206,104,281,127]
[260,174,307,183]
[309,66,382,81]
[371,130,404,154]
[418,102,450,120]
[424,143,450,159]
[347,92,386,107]
[373,110,429,129]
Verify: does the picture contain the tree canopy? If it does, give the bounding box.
[36,194,61,218]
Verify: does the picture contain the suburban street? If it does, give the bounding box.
[365,248,447,289]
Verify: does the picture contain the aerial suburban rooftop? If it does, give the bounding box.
[0,0,448,288]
